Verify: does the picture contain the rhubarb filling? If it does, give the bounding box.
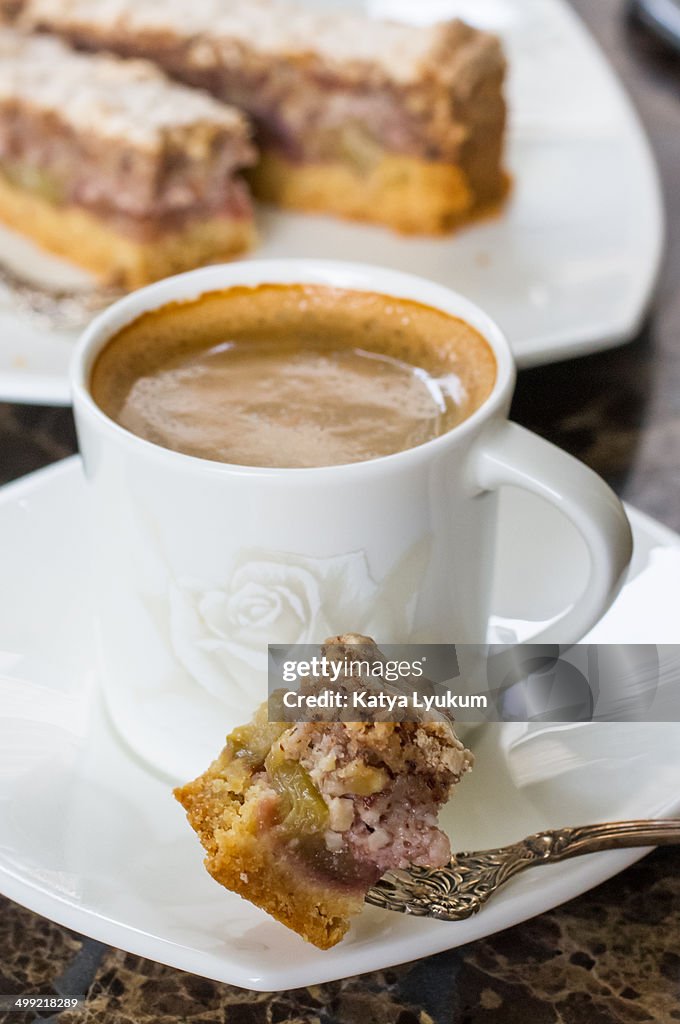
[0,159,253,240]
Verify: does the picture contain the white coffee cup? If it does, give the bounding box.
[71,259,633,779]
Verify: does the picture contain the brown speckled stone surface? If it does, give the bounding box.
[2,849,680,1021]
[1,1,680,1021]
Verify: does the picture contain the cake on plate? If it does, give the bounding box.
[9,0,508,235]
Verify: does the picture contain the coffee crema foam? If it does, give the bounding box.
[90,284,497,468]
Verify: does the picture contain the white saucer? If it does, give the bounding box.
[0,0,663,405]
[1,457,679,991]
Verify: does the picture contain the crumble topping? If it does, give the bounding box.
[15,0,503,90]
[0,29,249,151]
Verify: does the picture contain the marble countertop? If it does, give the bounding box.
[1,1,679,1020]
[3,846,680,1023]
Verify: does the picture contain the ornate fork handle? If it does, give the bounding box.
[366,819,680,921]
[523,819,680,859]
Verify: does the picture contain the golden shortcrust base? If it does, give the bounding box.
[175,768,364,950]
[248,149,505,235]
[0,175,256,289]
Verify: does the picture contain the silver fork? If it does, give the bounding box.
[365,819,680,920]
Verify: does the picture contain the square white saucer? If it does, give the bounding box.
[0,457,679,991]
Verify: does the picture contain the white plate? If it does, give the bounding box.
[1,456,679,991]
[0,0,664,406]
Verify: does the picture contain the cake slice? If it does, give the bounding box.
[175,635,472,949]
[0,30,256,287]
[11,0,507,235]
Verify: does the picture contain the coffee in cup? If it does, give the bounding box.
[90,284,497,468]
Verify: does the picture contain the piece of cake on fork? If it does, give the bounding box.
[10,0,508,235]
[175,635,473,949]
[0,29,256,287]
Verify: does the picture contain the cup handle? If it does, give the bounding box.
[469,421,634,644]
